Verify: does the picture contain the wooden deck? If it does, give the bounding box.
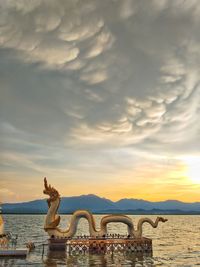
[0,248,28,257]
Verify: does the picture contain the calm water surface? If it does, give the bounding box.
[1,215,200,266]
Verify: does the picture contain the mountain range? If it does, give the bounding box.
[2,194,200,214]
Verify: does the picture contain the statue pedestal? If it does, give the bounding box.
[88,237,152,254]
[48,237,152,254]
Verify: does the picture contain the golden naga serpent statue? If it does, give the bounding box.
[43,178,167,238]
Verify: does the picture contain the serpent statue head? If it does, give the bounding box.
[43,177,60,207]
[157,217,168,223]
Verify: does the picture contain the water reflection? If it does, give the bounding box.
[43,250,153,267]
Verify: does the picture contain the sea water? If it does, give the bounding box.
[1,214,200,266]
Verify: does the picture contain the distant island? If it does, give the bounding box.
[2,194,200,214]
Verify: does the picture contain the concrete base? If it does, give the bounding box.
[48,238,67,251]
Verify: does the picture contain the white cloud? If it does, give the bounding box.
[80,70,108,84]
[119,0,136,19]
[85,30,115,59]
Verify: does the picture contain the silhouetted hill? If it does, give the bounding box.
[2,195,200,214]
[2,199,48,214]
[2,194,115,214]
[115,199,200,211]
[59,194,115,213]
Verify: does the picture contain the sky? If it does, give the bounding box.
[0,0,200,203]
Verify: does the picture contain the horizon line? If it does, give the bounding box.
[2,193,200,205]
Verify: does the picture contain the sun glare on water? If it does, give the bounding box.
[183,156,200,183]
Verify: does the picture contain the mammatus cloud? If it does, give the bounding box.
[0,0,200,201]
